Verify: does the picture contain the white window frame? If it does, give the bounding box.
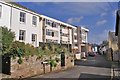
[20,12,26,23]
[32,34,37,42]
[32,16,37,26]
[19,30,26,41]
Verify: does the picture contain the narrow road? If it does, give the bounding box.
[32,55,111,79]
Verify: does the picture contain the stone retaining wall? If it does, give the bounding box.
[7,53,74,78]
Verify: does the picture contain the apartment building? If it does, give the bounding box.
[73,26,89,59]
[40,15,74,45]
[0,1,89,56]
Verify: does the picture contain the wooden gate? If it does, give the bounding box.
[61,53,65,66]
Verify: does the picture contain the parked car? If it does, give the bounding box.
[88,52,96,57]
[94,52,97,56]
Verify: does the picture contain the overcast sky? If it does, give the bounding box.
[12,1,118,44]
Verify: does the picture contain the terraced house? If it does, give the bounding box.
[0,0,89,58]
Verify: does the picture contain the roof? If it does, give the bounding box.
[41,15,76,29]
[8,1,40,15]
[115,10,120,36]
[75,26,89,32]
[1,0,89,30]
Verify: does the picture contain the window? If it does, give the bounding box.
[32,34,37,41]
[52,22,57,28]
[45,19,48,25]
[19,30,25,41]
[54,31,59,37]
[52,22,54,27]
[81,29,85,34]
[81,35,86,41]
[52,32,54,37]
[0,5,2,18]
[74,35,77,40]
[74,29,77,33]
[32,16,37,26]
[54,40,58,43]
[20,12,25,22]
[46,29,51,36]
[75,44,78,46]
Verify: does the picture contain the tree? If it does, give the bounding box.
[0,27,15,55]
[102,40,109,44]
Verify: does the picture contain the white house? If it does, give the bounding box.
[0,1,42,47]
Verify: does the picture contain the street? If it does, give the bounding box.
[32,55,111,79]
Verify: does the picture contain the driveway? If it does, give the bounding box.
[31,55,111,79]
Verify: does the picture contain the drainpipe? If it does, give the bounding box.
[68,27,70,52]
[78,27,81,58]
[10,4,13,29]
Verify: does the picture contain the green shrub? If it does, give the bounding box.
[53,63,57,67]
[50,59,55,67]
[70,54,74,57]
[45,59,51,64]
[10,41,39,58]
[10,41,26,58]
[55,57,61,62]
[37,54,43,59]
[1,27,15,55]
[67,56,69,59]
[17,58,23,64]
[71,59,73,62]
[45,59,51,62]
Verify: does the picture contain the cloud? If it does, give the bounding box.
[88,30,109,44]
[59,2,110,16]
[96,20,107,26]
[67,16,84,24]
[28,2,110,16]
[100,12,107,17]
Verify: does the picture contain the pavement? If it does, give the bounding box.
[111,61,120,80]
[30,55,112,79]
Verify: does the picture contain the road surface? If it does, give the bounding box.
[31,55,111,79]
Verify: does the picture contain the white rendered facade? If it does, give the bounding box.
[41,15,74,45]
[0,0,89,54]
[0,1,42,47]
[0,1,11,29]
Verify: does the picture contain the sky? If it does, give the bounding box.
[12,1,118,44]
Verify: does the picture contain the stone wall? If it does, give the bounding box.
[106,48,112,61]
[65,54,74,68]
[7,53,74,78]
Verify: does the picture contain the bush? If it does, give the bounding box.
[17,58,23,64]
[55,57,61,62]
[45,59,51,64]
[53,63,57,67]
[9,41,39,59]
[37,54,43,59]
[67,56,69,59]
[44,59,58,67]
[50,59,55,67]
[71,59,73,62]
[10,41,26,58]
[1,27,15,55]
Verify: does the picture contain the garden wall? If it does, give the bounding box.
[6,53,74,78]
